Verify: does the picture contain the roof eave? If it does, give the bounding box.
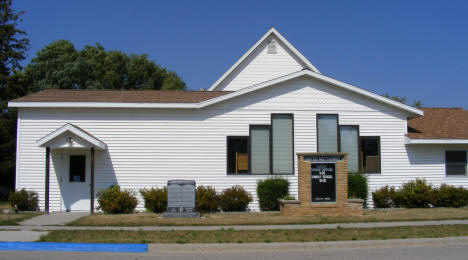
[8,70,424,117]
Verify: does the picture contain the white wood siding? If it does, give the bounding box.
[16,77,465,211]
[213,35,305,91]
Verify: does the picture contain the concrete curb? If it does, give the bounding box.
[1,219,468,231]
[148,236,468,252]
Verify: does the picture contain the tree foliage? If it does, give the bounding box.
[383,93,423,108]
[0,1,186,191]
[0,0,29,191]
[24,40,186,91]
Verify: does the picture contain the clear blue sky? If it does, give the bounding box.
[13,1,468,109]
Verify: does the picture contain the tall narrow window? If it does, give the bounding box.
[227,136,248,174]
[69,155,86,182]
[250,125,271,174]
[340,126,359,172]
[360,137,381,173]
[317,114,338,152]
[446,151,467,176]
[272,114,294,174]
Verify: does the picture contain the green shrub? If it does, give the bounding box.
[397,179,434,208]
[256,177,289,211]
[140,187,167,213]
[8,189,39,211]
[348,173,368,201]
[372,185,398,208]
[282,194,295,200]
[218,185,252,212]
[432,184,468,208]
[97,185,138,214]
[195,185,219,213]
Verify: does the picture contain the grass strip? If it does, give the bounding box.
[0,213,40,225]
[39,224,468,244]
[68,208,468,227]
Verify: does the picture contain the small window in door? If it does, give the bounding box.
[69,155,86,182]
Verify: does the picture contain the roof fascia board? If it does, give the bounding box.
[271,28,320,74]
[37,124,107,150]
[207,27,320,91]
[405,137,468,144]
[303,70,424,116]
[201,70,423,116]
[9,101,199,109]
[8,70,424,116]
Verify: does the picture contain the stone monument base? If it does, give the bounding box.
[279,153,364,216]
[279,198,363,216]
[162,212,200,218]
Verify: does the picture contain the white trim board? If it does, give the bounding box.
[37,123,107,150]
[405,136,468,144]
[9,70,423,117]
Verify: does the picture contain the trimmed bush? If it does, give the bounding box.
[97,185,138,213]
[433,184,468,208]
[282,194,295,200]
[195,185,219,213]
[218,185,252,212]
[372,185,398,208]
[372,179,453,208]
[397,179,434,208]
[8,189,39,211]
[140,187,167,213]
[256,177,289,211]
[348,173,368,201]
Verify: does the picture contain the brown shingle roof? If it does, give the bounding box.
[407,108,468,139]
[11,89,233,103]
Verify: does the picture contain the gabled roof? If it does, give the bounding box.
[11,89,232,103]
[406,108,468,143]
[9,70,424,117]
[207,27,320,91]
[37,123,107,150]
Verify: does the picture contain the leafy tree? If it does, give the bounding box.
[0,0,29,192]
[412,100,423,108]
[0,2,186,191]
[24,41,186,91]
[383,93,423,108]
[383,93,407,104]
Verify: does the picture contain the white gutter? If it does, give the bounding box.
[405,136,468,144]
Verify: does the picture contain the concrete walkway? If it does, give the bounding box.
[0,212,89,242]
[0,231,48,242]
[19,212,89,226]
[2,219,468,231]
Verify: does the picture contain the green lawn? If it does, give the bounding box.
[0,201,40,225]
[68,208,468,226]
[39,224,468,244]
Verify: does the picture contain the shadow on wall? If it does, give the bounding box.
[406,145,444,165]
[53,149,117,212]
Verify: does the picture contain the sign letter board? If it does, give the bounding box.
[311,163,336,202]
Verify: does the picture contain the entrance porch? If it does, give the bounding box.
[37,124,107,213]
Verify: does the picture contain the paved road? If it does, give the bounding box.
[1,237,468,260]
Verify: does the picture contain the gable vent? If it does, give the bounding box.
[267,39,277,54]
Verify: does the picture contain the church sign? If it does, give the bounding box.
[310,163,336,202]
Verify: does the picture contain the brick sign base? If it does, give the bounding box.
[280,153,363,216]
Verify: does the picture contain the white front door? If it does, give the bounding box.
[60,150,90,211]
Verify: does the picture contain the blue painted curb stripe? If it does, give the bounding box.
[0,242,147,253]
